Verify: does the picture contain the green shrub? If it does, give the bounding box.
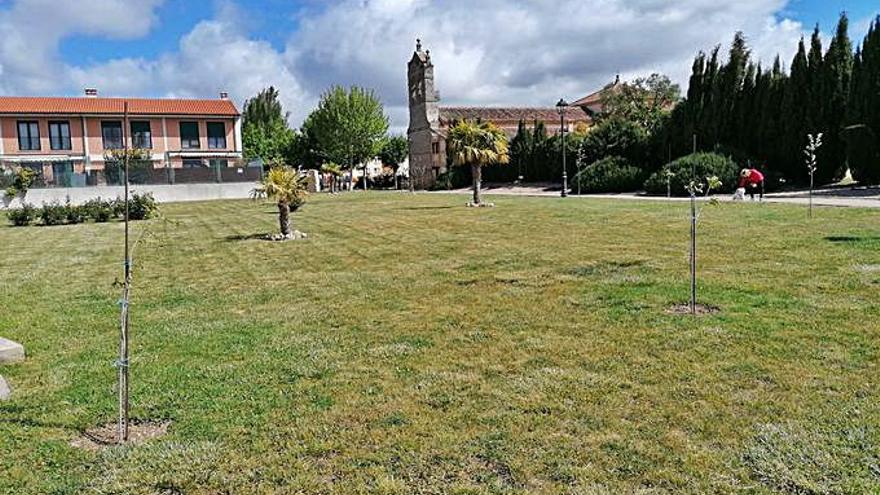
[82,198,114,223]
[6,204,36,226]
[65,202,87,224]
[39,202,68,226]
[128,192,158,220]
[644,152,738,196]
[574,156,644,193]
[431,167,470,191]
[578,117,649,168]
[4,167,37,198]
[110,198,126,218]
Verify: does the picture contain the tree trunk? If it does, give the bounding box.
[278,201,291,237]
[472,164,482,205]
[363,165,368,191]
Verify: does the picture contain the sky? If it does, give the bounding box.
[0,0,877,132]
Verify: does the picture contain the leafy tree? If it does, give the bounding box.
[301,86,390,189]
[378,135,408,188]
[447,120,509,206]
[242,86,287,129]
[242,120,296,164]
[252,166,308,239]
[578,117,648,168]
[600,74,681,134]
[241,87,297,164]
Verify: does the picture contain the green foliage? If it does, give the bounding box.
[241,87,298,165]
[39,202,68,226]
[242,86,288,129]
[65,202,87,224]
[128,193,158,221]
[578,117,649,168]
[300,86,389,169]
[447,120,509,169]
[242,119,296,164]
[431,167,470,190]
[4,167,37,198]
[6,203,36,226]
[599,73,680,134]
[378,135,408,168]
[574,156,644,193]
[847,17,880,185]
[644,152,738,196]
[666,15,861,185]
[81,198,114,223]
[252,167,308,211]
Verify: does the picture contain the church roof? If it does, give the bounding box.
[439,106,591,125]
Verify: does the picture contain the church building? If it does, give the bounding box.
[407,40,613,189]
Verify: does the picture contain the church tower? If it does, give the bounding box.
[407,39,444,189]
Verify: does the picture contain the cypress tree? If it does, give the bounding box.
[782,38,811,183]
[818,13,854,183]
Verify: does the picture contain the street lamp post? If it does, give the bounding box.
[556,98,569,198]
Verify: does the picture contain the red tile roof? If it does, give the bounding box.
[439,106,591,125]
[0,96,239,116]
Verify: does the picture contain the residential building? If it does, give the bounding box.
[0,90,244,187]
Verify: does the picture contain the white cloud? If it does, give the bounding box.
[1,0,873,132]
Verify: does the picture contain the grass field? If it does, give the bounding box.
[1,192,879,494]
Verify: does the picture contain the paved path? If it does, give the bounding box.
[431,185,880,209]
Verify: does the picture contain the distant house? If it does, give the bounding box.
[0,89,243,187]
[407,40,609,189]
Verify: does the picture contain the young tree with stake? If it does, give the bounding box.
[804,133,823,218]
[686,175,722,314]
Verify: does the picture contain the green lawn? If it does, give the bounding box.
[1,193,879,494]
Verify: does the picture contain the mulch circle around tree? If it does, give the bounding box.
[70,420,171,451]
[666,303,720,316]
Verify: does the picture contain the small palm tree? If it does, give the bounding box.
[252,166,308,238]
[321,162,343,193]
[448,120,509,206]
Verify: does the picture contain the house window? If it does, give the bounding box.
[130,121,152,149]
[182,159,204,168]
[101,121,123,150]
[207,122,226,149]
[431,142,440,154]
[180,122,200,149]
[17,121,40,151]
[48,121,71,150]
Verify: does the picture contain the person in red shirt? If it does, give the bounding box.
[739,168,765,201]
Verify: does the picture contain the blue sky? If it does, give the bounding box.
[0,0,877,128]
[54,0,878,69]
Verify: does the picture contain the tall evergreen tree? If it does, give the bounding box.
[781,38,811,182]
[818,13,854,183]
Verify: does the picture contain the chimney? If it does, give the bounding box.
[84,88,98,97]
[219,91,229,99]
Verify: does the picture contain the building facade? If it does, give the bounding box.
[0,91,243,187]
[407,40,596,189]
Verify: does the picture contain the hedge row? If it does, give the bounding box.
[6,193,158,227]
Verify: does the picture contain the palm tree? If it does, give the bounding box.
[252,166,308,238]
[447,120,509,206]
[320,162,343,193]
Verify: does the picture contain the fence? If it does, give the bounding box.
[1,158,263,190]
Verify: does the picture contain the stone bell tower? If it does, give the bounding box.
[407,39,444,189]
